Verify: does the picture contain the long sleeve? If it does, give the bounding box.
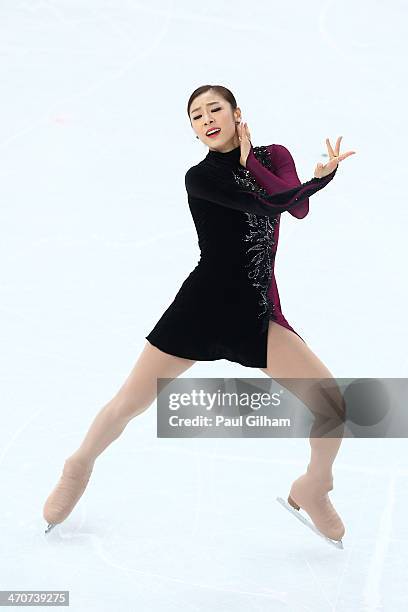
[245,143,336,219]
[185,154,337,219]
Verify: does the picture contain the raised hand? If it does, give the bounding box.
[314,136,356,178]
[237,121,252,167]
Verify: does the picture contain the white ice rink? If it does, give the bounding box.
[1,0,407,610]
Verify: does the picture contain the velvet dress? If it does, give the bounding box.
[145,143,337,368]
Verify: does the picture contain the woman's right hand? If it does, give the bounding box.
[237,121,252,167]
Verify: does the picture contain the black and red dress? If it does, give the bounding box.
[145,143,337,367]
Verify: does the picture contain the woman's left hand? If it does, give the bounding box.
[314,136,356,178]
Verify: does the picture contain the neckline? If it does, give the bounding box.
[205,144,241,162]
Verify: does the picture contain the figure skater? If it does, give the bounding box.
[43,84,356,546]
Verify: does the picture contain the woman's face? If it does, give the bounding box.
[189,91,242,151]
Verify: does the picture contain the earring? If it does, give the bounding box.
[196,135,199,139]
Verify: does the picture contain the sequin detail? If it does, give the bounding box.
[232,146,278,329]
[244,213,278,324]
[232,145,274,199]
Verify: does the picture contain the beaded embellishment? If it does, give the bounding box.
[232,146,278,329]
[244,213,278,324]
[232,145,274,198]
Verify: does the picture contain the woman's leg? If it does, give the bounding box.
[70,341,197,465]
[259,321,345,482]
[43,341,196,528]
[258,321,346,541]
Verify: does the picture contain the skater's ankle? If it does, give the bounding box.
[306,465,333,486]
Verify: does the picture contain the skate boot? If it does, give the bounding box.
[287,466,345,544]
[43,456,94,534]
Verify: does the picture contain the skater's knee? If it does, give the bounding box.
[309,379,347,429]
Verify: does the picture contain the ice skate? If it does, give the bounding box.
[43,456,94,534]
[277,468,345,549]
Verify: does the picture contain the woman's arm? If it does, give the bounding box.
[185,158,337,219]
[245,144,330,219]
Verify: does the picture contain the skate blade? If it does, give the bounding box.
[276,497,344,550]
[44,522,56,534]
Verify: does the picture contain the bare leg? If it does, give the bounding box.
[43,341,196,528]
[259,321,345,483]
[259,321,346,541]
[70,341,197,465]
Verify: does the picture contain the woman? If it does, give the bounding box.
[43,84,356,545]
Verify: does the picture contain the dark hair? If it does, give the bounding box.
[187,84,237,120]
